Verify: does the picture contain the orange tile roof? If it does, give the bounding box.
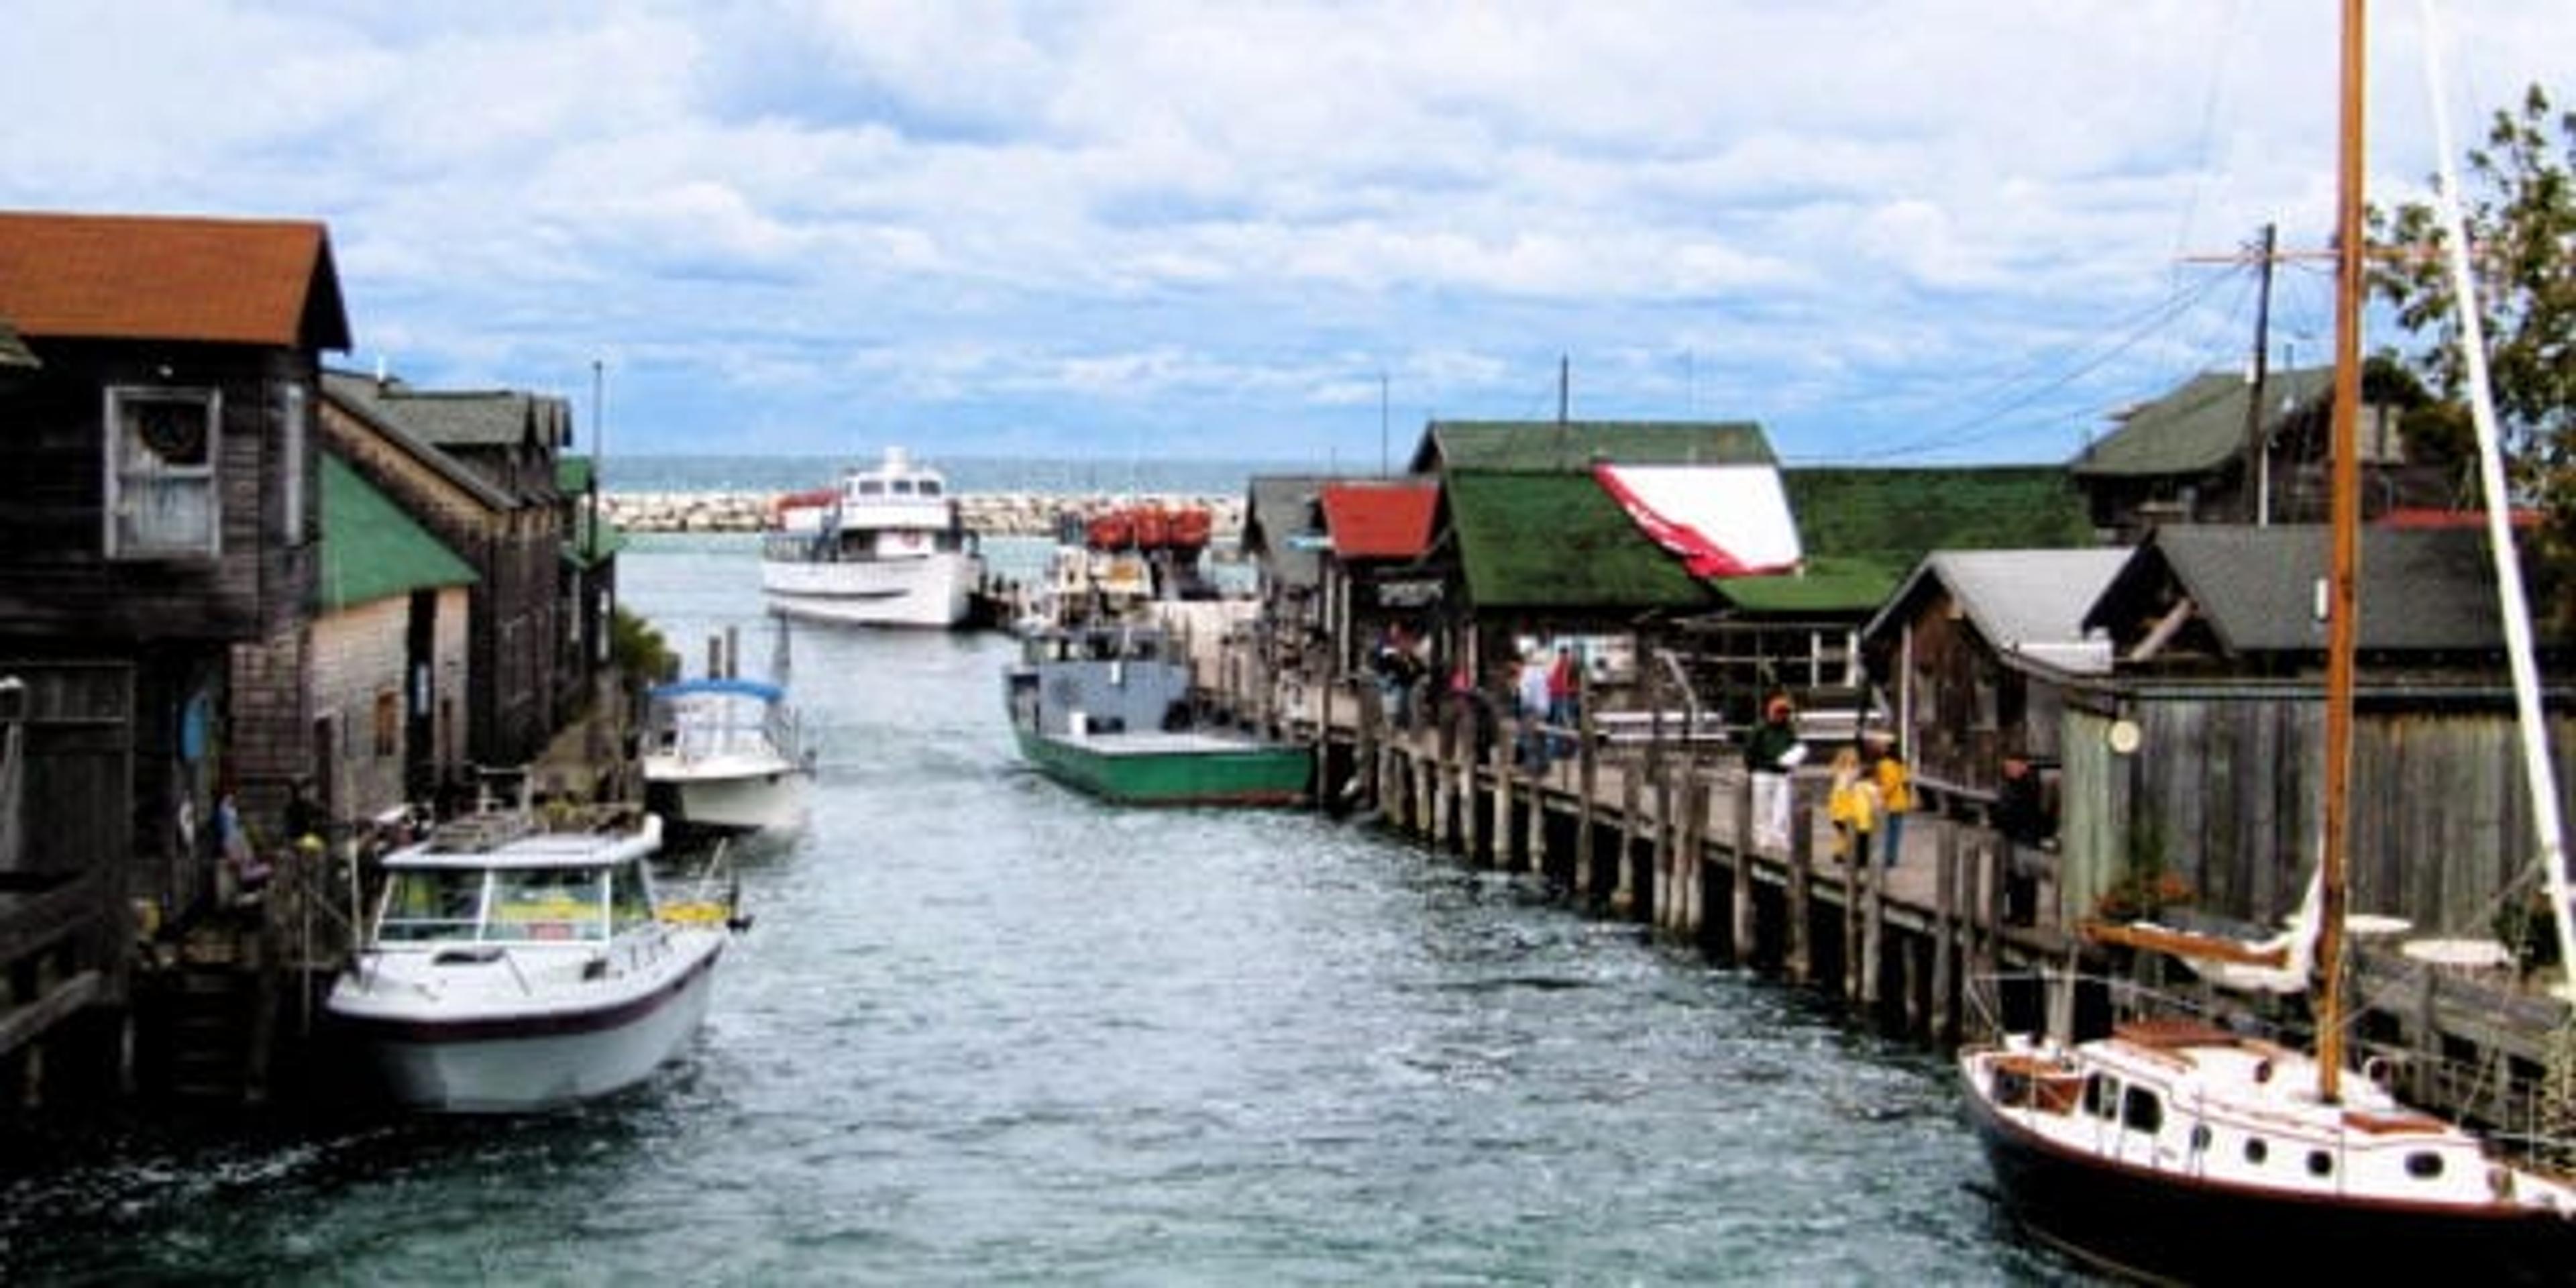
[0,210,350,350]
[1320,480,1439,559]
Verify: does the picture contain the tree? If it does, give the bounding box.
[2369,85,2576,629]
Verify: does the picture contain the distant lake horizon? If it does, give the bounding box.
[600,453,1389,496]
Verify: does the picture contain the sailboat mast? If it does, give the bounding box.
[2318,0,2367,1105]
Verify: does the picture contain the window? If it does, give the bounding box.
[2245,1138,2269,1166]
[2083,1073,2119,1120]
[374,690,400,757]
[2306,1150,2334,1178]
[484,867,608,942]
[2406,1152,2445,1180]
[2121,1086,2164,1134]
[105,386,221,557]
[376,869,487,941]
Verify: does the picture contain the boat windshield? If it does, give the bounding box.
[610,859,654,934]
[482,867,610,943]
[374,868,488,943]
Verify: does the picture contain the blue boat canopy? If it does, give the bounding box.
[649,678,786,703]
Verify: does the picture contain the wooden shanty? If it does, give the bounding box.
[321,370,580,771]
[229,454,478,837]
[2069,366,2452,540]
[1239,474,1335,680]
[2057,523,2575,941]
[0,211,350,1085]
[1863,547,2130,803]
[1315,478,1442,675]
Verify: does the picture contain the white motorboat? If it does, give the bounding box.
[325,807,734,1112]
[640,677,812,835]
[760,446,983,628]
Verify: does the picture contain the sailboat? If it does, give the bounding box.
[1957,4,2576,1280]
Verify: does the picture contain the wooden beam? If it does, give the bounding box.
[0,969,101,1057]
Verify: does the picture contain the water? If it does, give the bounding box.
[602,453,1301,497]
[1,535,2076,1285]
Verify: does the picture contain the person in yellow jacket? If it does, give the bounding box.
[1864,730,1913,868]
[1827,746,1879,867]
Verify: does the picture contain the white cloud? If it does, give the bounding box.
[0,1,2567,464]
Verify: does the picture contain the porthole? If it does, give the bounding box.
[2189,1124,2212,1152]
[2245,1138,2269,1165]
[2308,1150,2334,1177]
[2406,1152,2445,1180]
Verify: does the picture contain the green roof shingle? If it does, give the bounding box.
[1415,420,1775,474]
[1446,472,1716,612]
[320,454,476,610]
[2071,367,2333,478]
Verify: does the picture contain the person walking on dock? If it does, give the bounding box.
[1515,653,1553,771]
[1827,747,1879,869]
[1864,731,1912,868]
[1746,694,1804,852]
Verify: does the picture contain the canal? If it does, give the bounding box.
[1,535,2074,1283]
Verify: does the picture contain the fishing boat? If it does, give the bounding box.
[325,802,736,1112]
[1002,619,1310,806]
[1960,5,2576,1279]
[640,676,814,835]
[761,446,984,627]
[1016,504,1219,634]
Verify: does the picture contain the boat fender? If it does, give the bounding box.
[2253,1058,2273,1084]
[2491,1165,2516,1201]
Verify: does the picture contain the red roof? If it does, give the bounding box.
[0,210,350,351]
[1320,481,1438,559]
[2379,506,2541,529]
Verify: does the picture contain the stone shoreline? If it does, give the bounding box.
[601,490,1246,538]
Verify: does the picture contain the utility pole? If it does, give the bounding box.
[1379,370,1390,478]
[589,359,606,561]
[2241,222,2278,525]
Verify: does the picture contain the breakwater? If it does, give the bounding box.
[600,490,1246,538]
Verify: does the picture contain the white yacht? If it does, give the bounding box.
[760,446,983,628]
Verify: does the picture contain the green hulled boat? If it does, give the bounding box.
[1004,621,1311,807]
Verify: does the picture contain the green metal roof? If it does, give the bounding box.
[2071,367,2333,478]
[320,453,476,610]
[1413,420,1775,474]
[1783,466,2094,564]
[1445,472,1716,612]
[564,508,629,570]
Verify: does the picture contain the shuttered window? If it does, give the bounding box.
[104,386,221,558]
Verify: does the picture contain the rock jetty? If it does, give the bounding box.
[600,490,1246,540]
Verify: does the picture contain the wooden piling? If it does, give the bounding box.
[1786,780,1814,985]
[1487,739,1511,868]
[1931,818,1959,1042]
[1612,766,1641,917]
[1730,771,1758,967]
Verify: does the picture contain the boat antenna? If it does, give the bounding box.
[2417,0,2576,992]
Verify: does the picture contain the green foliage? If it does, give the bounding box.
[610,606,678,685]
[2369,84,2576,628]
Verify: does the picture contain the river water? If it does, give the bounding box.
[1,535,2075,1285]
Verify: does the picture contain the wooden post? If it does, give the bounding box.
[1459,714,1482,860]
[1651,759,1676,931]
[1785,777,1815,985]
[1931,817,1959,1043]
[1730,769,1758,967]
[1612,764,1641,918]
[1526,767,1549,879]
[1574,699,1599,904]
[1680,758,1709,941]
[1313,670,1336,811]
[1862,818,1886,1012]
[1487,738,1512,868]
[1842,819,1864,1004]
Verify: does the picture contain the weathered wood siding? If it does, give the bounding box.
[2061,694,2576,934]
[0,341,316,643]
[1896,592,2059,796]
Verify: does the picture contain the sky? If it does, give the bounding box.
[3,1,2567,468]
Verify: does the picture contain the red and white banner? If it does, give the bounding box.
[1592,464,1802,579]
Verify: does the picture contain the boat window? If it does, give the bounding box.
[2083,1073,2118,1120]
[482,867,609,942]
[2188,1124,2212,1152]
[610,861,654,934]
[2245,1138,2269,1165]
[918,480,941,497]
[2306,1150,2333,1178]
[858,479,885,496]
[376,869,487,942]
[2121,1085,2163,1134]
[2406,1151,2445,1180]
[892,479,914,495]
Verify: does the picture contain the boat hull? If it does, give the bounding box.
[643,761,809,835]
[761,551,977,628]
[1962,1058,2576,1284]
[1014,727,1311,807]
[329,933,724,1113]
